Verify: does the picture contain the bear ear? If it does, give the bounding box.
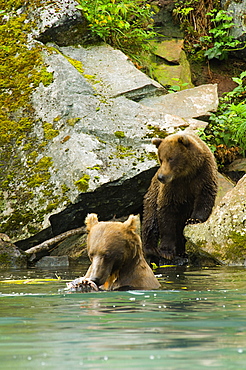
[178,135,190,147]
[85,213,99,231]
[124,214,140,234]
[152,137,163,148]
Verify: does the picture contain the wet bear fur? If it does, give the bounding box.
[69,214,160,291]
[142,132,218,265]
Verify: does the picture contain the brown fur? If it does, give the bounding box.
[81,214,160,290]
[142,132,218,263]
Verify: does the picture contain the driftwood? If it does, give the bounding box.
[25,226,86,255]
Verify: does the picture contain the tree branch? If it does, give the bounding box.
[25,226,86,255]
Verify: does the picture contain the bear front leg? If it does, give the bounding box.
[142,219,160,265]
[142,209,159,264]
[189,182,217,223]
[157,206,187,261]
[142,194,160,265]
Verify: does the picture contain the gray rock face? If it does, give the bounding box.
[185,175,246,265]
[140,84,219,118]
[59,44,165,99]
[29,43,218,236]
[221,0,246,41]
[221,0,246,59]
[29,0,88,45]
[1,2,219,243]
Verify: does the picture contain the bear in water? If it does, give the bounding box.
[67,213,160,291]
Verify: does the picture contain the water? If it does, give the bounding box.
[0,266,245,369]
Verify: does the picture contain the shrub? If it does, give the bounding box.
[76,0,156,58]
[199,71,246,163]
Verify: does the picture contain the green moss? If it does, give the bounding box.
[53,115,62,122]
[74,174,90,192]
[224,232,246,261]
[115,145,134,159]
[42,122,59,140]
[145,124,168,139]
[0,8,53,146]
[0,2,59,238]
[61,184,70,194]
[39,66,54,86]
[45,202,60,212]
[0,253,11,267]
[66,117,81,126]
[65,55,84,74]
[114,131,125,139]
[87,165,101,170]
[26,156,53,188]
[145,152,158,161]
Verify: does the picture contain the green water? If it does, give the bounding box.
[0,266,245,369]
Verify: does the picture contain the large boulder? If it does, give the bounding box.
[139,84,219,118]
[149,39,194,90]
[1,1,218,244]
[185,175,246,265]
[0,234,27,269]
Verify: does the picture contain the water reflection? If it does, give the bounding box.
[0,266,246,369]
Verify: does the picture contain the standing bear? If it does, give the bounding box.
[142,132,218,265]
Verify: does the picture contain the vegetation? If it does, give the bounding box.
[200,9,240,60]
[173,0,243,61]
[199,71,246,164]
[76,0,156,63]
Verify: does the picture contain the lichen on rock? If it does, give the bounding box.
[185,175,246,265]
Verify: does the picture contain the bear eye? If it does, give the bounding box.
[168,157,174,162]
[103,252,111,260]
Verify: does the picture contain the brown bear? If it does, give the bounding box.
[67,213,160,291]
[142,132,218,265]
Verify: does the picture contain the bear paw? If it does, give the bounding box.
[159,251,175,261]
[66,277,99,292]
[185,218,202,225]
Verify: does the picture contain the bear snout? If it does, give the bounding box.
[157,173,172,184]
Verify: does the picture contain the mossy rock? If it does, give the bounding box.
[0,240,27,269]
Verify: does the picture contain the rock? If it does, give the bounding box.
[1,3,219,243]
[184,175,246,265]
[187,241,223,267]
[221,0,246,60]
[49,166,158,236]
[0,239,27,269]
[59,44,165,99]
[0,233,11,242]
[153,2,183,39]
[152,39,184,64]
[49,233,87,260]
[221,1,246,40]
[139,84,219,118]
[150,39,193,90]
[29,0,90,46]
[224,158,246,183]
[35,256,69,268]
[215,173,234,207]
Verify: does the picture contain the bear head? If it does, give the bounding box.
[152,133,205,184]
[85,213,141,287]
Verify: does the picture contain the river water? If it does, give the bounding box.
[0,265,245,369]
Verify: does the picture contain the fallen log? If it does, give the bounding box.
[25,226,86,255]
